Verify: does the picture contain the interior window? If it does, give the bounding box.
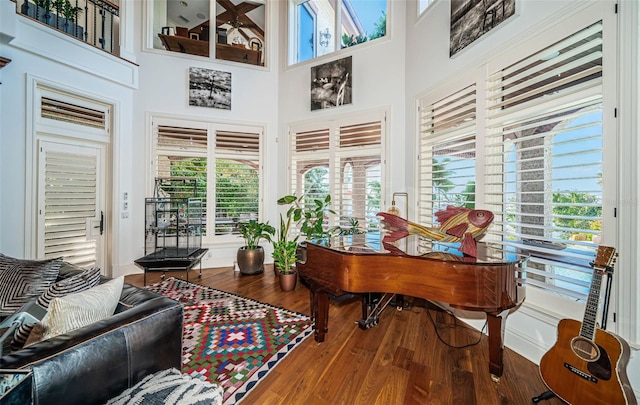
[291,0,387,65]
[215,0,266,66]
[150,0,266,66]
[152,0,211,57]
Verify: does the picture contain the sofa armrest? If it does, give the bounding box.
[0,286,183,405]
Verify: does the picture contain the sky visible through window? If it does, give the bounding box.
[349,0,386,36]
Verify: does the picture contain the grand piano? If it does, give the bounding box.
[297,233,527,378]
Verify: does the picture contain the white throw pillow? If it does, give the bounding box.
[25,276,124,346]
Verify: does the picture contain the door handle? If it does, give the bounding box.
[93,211,104,235]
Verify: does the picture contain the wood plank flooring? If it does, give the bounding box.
[125,266,563,405]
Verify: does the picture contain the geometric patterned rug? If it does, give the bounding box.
[145,278,314,404]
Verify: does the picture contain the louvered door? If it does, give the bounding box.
[37,141,105,270]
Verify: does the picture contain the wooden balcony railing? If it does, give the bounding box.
[15,0,119,56]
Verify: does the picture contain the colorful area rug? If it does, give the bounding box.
[146,278,314,404]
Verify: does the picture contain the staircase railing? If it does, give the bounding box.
[15,0,120,56]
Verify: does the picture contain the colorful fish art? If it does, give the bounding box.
[377,206,494,258]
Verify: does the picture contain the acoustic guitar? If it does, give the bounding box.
[539,245,637,405]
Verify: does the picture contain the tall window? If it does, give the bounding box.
[291,0,387,64]
[485,22,605,301]
[153,118,263,240]
[289,112,385,235]
[417,21,608,304]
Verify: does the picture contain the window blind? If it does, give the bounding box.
[43,150,98,267]
[484,22,604,301]
[214,130,261,235]
[153,120,263,239]
[418,84,477,227]
[289,113,384,236]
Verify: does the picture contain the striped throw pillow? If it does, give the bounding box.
[24,277,124,347]
[0,254,62,317]
[12,266,102,347]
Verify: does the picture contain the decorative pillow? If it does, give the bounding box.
[12,266,102,348]
[105,368,224,405]
[24,276,124,347]
[0,254,62,317]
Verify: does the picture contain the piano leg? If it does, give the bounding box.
[310,288,329,342]
[487,309,510,380]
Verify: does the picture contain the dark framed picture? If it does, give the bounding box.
[311,56,352,111]
[188,67,231,110]
[449,0,516,57]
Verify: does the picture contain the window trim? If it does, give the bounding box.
[149,114,266,245]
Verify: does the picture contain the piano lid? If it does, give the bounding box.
[307,233,528,265]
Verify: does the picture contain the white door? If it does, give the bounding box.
[37,140,107,270]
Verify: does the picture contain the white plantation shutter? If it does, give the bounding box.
[289,112,384,235]
[153,119,263,239]
[155,125,208,231]
[334,120,382,232]
[484,22,604,301]
[41,97,107,130]
[42,149,99,267]
[214,130,261,235]
[289,127,331,234]
[418,84,476,227]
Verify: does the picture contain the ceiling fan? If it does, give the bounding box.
[216,0,265,39]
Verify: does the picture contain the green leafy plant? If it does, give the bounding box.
[237,219,274,249]
[277,193,335,240]
[270,212,299,274]
[330,217,365,236]
[61,0,82,22]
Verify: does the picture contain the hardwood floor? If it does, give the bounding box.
[125,266,563,405]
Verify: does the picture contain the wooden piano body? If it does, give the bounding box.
[297,234,527,378]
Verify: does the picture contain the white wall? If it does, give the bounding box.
[276,1,408,208]
[0,2,137,273]
[124,0,281,274]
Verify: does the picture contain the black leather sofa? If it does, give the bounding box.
[0,263,184,405]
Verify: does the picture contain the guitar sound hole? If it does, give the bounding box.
[570,337,599,361]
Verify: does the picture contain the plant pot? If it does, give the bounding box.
[278,270,297,291]
[237,246,264,275]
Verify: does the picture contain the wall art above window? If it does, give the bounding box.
[310,56,352,111]
[188,67,231,110]
[449,0,516,57]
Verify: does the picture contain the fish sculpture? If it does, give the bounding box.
[377,206,494,258]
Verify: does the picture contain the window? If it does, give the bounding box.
[418,0,434,17]
[417,21,608,304]
[485,22,605,301]
[152,117,263,240]
[289,111,385,235]
[291,0,387,64]
[149,0,266,67]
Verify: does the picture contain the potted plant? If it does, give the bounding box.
[236,219,274,275]
[277,193,335,265]
[277,193,335,241]
[270,210,299,291]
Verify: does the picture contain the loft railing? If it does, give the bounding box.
[15,0,120,56]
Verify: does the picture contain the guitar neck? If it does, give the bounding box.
[579,268,603,339]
